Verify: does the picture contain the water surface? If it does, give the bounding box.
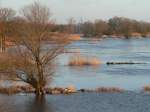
[52,38,150,91]
[1,92,150,112]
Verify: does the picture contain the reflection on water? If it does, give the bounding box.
[0,94,54,112]
[25,95,53,112]
[1,92,150,112]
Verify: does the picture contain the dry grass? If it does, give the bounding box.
[0,86,125,94]
[68,34,81,41]
[96,87,125,93]
[5,41,15,47]
[45,86,76,94]
[15,85,35,93]
[0,86,35,95]
[0,87,21,95]
[143,86,150,92]
[0,53,13,70]
[45,87,64,94]
[68,55,101,66]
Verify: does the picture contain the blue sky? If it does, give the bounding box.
[1,0,150,23]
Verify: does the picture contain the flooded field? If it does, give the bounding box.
[52,38,150,91]
[1,38,150,112]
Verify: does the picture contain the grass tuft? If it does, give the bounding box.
[143,86,150,92]
[96,87,125,93]
[0,86,34,95]
[68,55,101,66]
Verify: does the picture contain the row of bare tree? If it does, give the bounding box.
[55,17,150,38]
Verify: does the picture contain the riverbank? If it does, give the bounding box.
[1,84,150,95]
[0,92,150,112]
[0,85,125,95]
[81,34,150,39]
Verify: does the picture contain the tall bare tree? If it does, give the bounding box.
[0,8,15,52]
[10,2,70,95]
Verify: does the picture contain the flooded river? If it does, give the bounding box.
[1,38,150,112]
[52,38,150,91]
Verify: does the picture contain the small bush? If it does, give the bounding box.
[143,86,150,92]
[68,34,81,41]
[96,87,124,93]
[68,55,101,66]
[15,85,35,93]
[0,87,21,95]
[0,86,35,95]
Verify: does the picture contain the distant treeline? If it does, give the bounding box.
[54,17,150,38]
[1,9,150,39]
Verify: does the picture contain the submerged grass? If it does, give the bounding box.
[0,86,125,95]
[0,86,34,95]
[0,53,12,70]
[143,86,150,92]
[96,87,125,93]
[68,55,101,66]
[0,87,20,95]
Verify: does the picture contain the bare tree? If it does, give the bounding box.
[0,8,15,52]
[66,17,76,34]
[94,20,109,37]
[9,2,70,95]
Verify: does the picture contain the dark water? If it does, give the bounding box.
[1,92,150,112]
[52,38,150,91]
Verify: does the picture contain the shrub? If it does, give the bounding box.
[96,87,124,93]
[143,86,150,92]
[0,87,21,95]
[0,85,35,94]
[68,55,101,66]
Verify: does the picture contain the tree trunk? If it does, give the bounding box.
[35,86,45,96]
[0,37,2,52]
[0,35,5,52]
[35,59,46,96]
[2,35,5,52]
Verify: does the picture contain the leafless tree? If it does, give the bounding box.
[0,8,15,52]
[9,2,70,95]
[94,20,109,37]
[66,17,76,34]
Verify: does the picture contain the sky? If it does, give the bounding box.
[1,0,150,23]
